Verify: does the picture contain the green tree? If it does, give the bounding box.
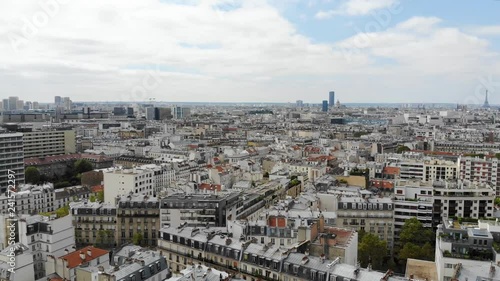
[398,242,422,260]
[75,159,93,174]
[41,204,70,218]
[495,197,500,206]
[358,233,387,270]
[358,229,367,242]
[55,204,70,218]
[133,233,143,245]
[353,132,370,138]
[399,242,434,261]
[397,145,411,153]
[89,195,96,202]
[399,218,435,246]
[25,166,41,184]
[398,218,435,266]
[97,191,104,202]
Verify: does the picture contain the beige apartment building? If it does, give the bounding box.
[116,194,160,247]
[23,129,76,158]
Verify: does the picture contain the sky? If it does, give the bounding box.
[0,0,500,104]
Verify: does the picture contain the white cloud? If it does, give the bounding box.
[468,25,500,36]
[315,0,398,19]
[0,1,499,104]
[336,16,494,74]
[395,16,441,33]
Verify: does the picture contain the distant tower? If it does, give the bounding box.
[329,91,335,108]
[322,100,328,112]
[483,90,490,108]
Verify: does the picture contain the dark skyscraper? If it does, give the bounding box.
[322,100,328,112]
[329,91,335,108]
[54,96,62,105]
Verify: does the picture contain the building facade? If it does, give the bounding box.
[160,193,240,228]
[71,201,117,248]
[23,129,76,158]
[116,194,160,247]
[0,133,24,193]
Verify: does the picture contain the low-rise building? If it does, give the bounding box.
[435,218,500,281]
[83,246,170,281]
[160,193,240,228]
[158,225,401,281]
[46,246,110,281]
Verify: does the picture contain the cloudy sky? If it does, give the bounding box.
[1,0,500,104]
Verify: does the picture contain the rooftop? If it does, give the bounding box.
[59,246,109,269]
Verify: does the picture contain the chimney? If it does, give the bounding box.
[79,251,86,260]
[64,249,69,255]
[87,248,92,257]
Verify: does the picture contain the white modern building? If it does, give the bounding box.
[393,180,433,243]
[433,180,495,221]
[103,167,155,204]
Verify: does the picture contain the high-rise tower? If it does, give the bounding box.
[329,91,335,108]
[322,100,328,112]
[484,90,490,108]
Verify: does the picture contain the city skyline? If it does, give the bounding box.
[0,0,499,104]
